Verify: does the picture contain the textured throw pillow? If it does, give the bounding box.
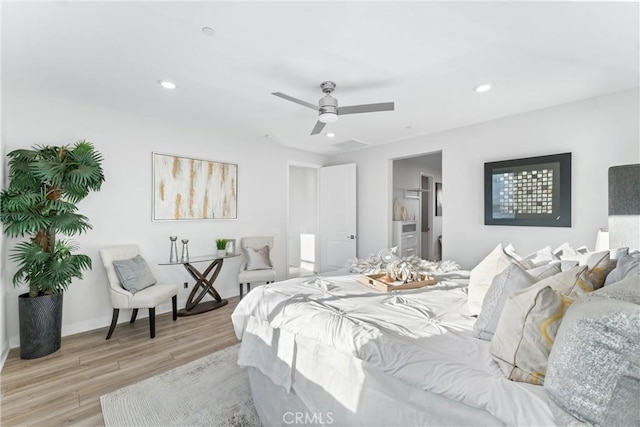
[467,244,514,316]
[473,262,538,341]
[545,290,640,427]
[112,255,157,294]
[604,254,640,286]
[246,245,273,270]
[489,266,596,385]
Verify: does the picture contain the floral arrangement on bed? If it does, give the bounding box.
[346,247,461,278]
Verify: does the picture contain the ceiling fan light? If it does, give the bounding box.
[319,112,338,123]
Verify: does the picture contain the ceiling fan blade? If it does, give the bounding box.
[272,92,318,111]
[310,121,326,135]
[338,102,395,115]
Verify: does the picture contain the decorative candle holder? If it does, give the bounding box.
[169,236,178,263]
[181,239,190,263]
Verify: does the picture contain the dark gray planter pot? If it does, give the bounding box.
[18,293,63,359]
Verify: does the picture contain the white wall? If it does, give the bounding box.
[329,89,640,269]
[0,113,6,367]
[2,86,327,348]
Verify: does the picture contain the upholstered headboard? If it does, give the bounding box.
[608,164,640,251]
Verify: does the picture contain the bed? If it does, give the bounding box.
[232,164,639,426]
[231,272,556,426]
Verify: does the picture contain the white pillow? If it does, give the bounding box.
[553,242,589,259]
[467,244,514,316]
[246,245,273,270]
[521,245,558,268]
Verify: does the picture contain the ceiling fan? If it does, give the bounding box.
[272,81,395,135]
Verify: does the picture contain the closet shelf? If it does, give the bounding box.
[403,188,429,199]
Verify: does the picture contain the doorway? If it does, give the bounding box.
[287,164,319,278]
[391,152,442,260]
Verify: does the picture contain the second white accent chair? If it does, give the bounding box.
[238,236,276,298]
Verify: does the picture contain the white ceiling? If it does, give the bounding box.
[3,1,638,155]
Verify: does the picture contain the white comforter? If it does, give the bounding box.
[232,274,555,426]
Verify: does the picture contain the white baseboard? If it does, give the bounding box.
[0,345,9,372]
[7,291,240,349]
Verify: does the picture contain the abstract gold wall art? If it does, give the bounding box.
[153,153,238,220]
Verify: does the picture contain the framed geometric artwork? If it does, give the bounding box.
[152,152,238,221]
[484,152,571,227]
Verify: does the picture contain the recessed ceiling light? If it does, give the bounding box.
[158,80,176,90]
[201,27,216,36]
[264,134,273,139]
[326,132,335,138]
[474,84,492,93]
[405,125,413,129]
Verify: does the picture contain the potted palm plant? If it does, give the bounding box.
[0,141,105,359]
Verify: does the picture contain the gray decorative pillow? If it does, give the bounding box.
[592,276,640,304]
[474,262,537,340]
[246,245,273,271]
[112,255,157,294]
[604,254,640,286]
[545,297,640,427]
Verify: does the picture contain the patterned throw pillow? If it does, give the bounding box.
[474,262,561,341]
[489,266,597,385]
[467,244,514,316]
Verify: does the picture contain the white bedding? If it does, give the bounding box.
[232,273,556,426]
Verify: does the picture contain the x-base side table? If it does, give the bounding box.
[159,253,240,316]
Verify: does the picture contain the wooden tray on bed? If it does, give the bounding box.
[357,273,436,292]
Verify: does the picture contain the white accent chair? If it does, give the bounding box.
[99,245,179,339]
[238,236,276,298]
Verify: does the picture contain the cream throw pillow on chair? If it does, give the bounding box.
[246,245,273,270]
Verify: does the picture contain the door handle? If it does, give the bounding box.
[347,235,356,239]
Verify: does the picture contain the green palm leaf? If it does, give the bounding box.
[0,140,104,295]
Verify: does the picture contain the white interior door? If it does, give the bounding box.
[319,163,357,273]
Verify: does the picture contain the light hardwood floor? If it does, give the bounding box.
[1,298,240,426]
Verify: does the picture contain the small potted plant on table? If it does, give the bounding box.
[216,239,228,258]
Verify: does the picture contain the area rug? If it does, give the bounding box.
[100,344,260,426]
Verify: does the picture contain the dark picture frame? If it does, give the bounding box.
[484,152,571,227]
[435,182,443,216]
